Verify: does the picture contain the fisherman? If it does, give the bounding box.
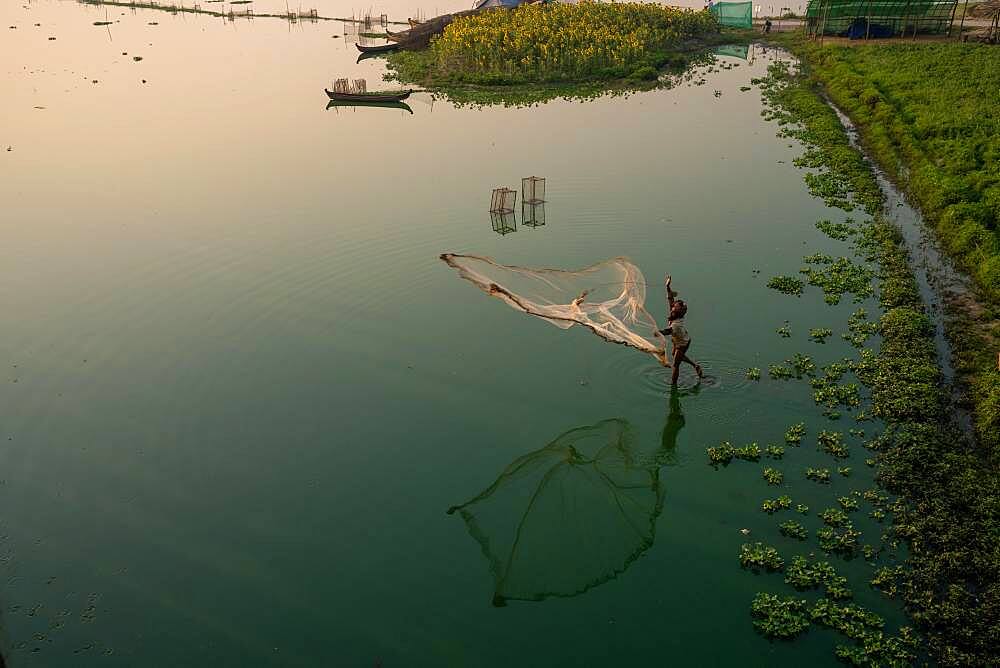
[658,275,703,384]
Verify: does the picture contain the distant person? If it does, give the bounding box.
[764,18,773,32]
[658,275,703,385]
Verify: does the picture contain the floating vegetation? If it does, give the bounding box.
[764,444,785,459]
[806,467,830,484]
[776,322,791,338]
[707,440,735,466]
[799,256,875,305]
[843,308,879,347]
[763,467,783,485]
[785,556,852,600]
[837,496,859,512]
[768,364,793,380]
[766,275,803,296]
[815,218,855,241]
[817,430,849,459]
[809,327,833,343]
[795,503,810,514]
[762,495,792,514]
[811,377,861,412]
[745,367,761,381]
[819,507,849,527]
[784,422,805,445]
[817,523,860,555]
[750,593,809,639]
[779,520,807,540]
[734,442,761,462]
[740,543,785,572]
[838,467,851,477]
[787,353,815,378]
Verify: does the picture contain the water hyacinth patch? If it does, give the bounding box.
[763,467,783,485]
[734,442,761,461]
[762,495,792,514]
[838,496,859,512]
[799,256,875,305]
[768,364,794,380]
[795,503,809,514]
[776,322,792,338]
[817,524,861,555]
[767,275,804,296]
[838,467,851,477]
[784,422,806,445]
[779,520,807,540]
[820,507,849,527]
[788,353,815,378]
[739,543,784,572]
[765,444,785,459]
[843,308,879,347]
[817,430,849,458]
[785,556,852,600]
[750,593,810,639]
[809,327,833,343]
[745,367,761,381]
[806,467,830,483]
[707,440,735,466]
[815,218,855,241]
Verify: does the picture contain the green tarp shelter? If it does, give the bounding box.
[710,1,753,28]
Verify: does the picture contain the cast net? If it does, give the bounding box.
[447,419,664,606]
[440,253,666,362]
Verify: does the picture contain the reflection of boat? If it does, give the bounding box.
[325,88,412,102]
[325,99,413,114]
[355,42,399,54]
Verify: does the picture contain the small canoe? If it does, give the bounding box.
[355,42,399,54]
[326,100,413,114]
[325,88,412,103]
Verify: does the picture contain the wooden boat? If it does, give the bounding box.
[386,29,409,41]
[355,42,399,54]
[325,88,412,103]
[326,100,413,114]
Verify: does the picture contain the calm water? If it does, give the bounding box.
[4,2,900,665]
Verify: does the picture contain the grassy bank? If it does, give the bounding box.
[775,39,1000,451]
[386,3,719,89]
[756,58,1000,666]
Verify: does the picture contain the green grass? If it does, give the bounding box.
[756,55,1000,667]
[780,40,1000,450]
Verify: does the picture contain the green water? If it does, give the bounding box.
[2,3,905,665]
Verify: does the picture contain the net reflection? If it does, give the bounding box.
[448,391,688,606]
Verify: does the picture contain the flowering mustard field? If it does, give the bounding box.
[424,3,718,83]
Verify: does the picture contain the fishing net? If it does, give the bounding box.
[440,253,667,362]
[447,419,665,606]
